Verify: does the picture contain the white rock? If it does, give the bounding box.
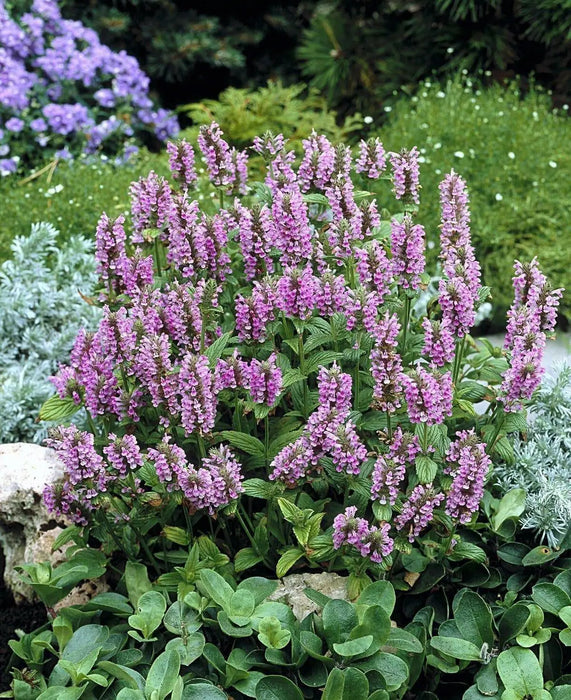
[0,443,66,602]
[268,572,349,621]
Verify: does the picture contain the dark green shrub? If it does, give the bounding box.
[298,1,571,113]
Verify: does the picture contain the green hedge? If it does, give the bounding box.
[0,151,170,262]
[375,76,570,327]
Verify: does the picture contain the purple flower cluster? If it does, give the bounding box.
[332,507,394,563]
[197,122,248,194]
[269,364,362,484]
[394,484,445,542]
[437,170,482,338]
[371,313,405,413]
[371,427,421,506]
[422,318,455,367]
[390,147,420,204]
[403,367,453,425]
[444,429,491,523]
[244,354,283,406]
[0,0,178,172]
[500,258,563,411]
[390,215,426,290]
[355,138,386,179]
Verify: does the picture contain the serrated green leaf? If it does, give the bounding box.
[38,394,81,422]
[219,431,265,456]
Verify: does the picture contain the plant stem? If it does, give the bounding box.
[402,296,411,350]
[422,422,429,453]
[131,523,162,576]
[452,336,466,385]
[386,412,392,440]
[219,189,224,210]
[264,414,270,469]
[354,332,361,411]
[298,332,309,418]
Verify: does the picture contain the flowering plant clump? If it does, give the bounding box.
[41,124,563,592]
[0,0,178,174]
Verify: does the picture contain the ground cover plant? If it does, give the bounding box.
[0,0,178,175]
[373,75,571,328]
[3,124,567,698]
[0,222,100,443]
[0,150,170,263]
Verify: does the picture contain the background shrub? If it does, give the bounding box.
[0,222,100,443]
[0,149,169,262]
[298,0,571,114]
[373,76,571,327]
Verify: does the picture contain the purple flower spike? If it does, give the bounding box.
[390,147,420,204]
[390,214,426,290]
[445,429,491,524]
[403,367,453,425]
[167,139,197,187]
[394,483,445,542]
[356,137,386,179]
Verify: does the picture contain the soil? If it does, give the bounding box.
[0,582,47,692]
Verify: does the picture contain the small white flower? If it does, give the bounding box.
[474,104,480,110]
[427,240,435,250]
[384,105,392,112]
[495,193,503,201]
[454,151,465,158]
[563,104,569,111]
[549,160,557,168]
[508,152,515,159]
[498,111,504,116]
[447,47,454,54]
[433,142,442,150]
[532,181,538,187]
[364,115,374,124]
[435,168,442,175]
[436,91,446,98]
[418,156,426,163]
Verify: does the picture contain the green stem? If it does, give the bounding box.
[354,332,361,411]
[452,336,466,385]
[402,296,412,350]
[131,524,162,576]
[197,434,207,459]
[386,412,392,440]
[264,415,270,470]
[219,189,224,210]
[422,422,429,453]
[485,406,505,455]
[298,332,309,418]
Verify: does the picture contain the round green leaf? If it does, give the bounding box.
[430,636,482,661]
[182,683,228,699]
[333,635,374,657]
[255,675,304,700]
[497,647,543,696]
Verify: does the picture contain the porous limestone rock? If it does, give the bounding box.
[0,443,66,602]
[268,571,349,621]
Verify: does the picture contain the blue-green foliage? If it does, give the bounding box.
[495,363,571,548]
[0,222,100,443]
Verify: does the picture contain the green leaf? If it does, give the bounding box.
[218,610,253,637]
[166,634,206,666]
[38,394,80,421]
[83,592,132,615]
[97,661,145,691]
[237,577,278,606]
[219,431,265,456]
[258,616,291,649]
[276,497,303,523]
[453,590,494,647]
[351,605,391,650]
[322,667,369,700]
[304,351,343,374]
[276,548,304,578]
[205,331,235,362]
[559,628,571,646]
[229,588,256,624]
[559,605,571,628]
[492,489,527,532]
[415,455,438,483]
[124,561,152,608]
[282,368,306,388]
[385,627,423,653]
[497,647,544,696]
[430,636,483,661]
[164,601,201,636]
[235,547,263,573]
[333,636,374,657]
[355,652,409,691]
[357,580,396,616]
[499,604,531,645]
[145,649,181,700]
[182,684,228,699]
[552,687,571,700]
[37,689,86,700]
[492,437,514,464]
[532,582,571,614]
[128,591,166,639]
[242,478,277,499]
[475,659,499,696]
[199,568,235,609]
[522,545,563,566]
[323,599,358,645]
[255,675,304,700]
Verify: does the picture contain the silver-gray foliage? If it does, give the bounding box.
[495,363,571,548]
[0,223,100,443]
